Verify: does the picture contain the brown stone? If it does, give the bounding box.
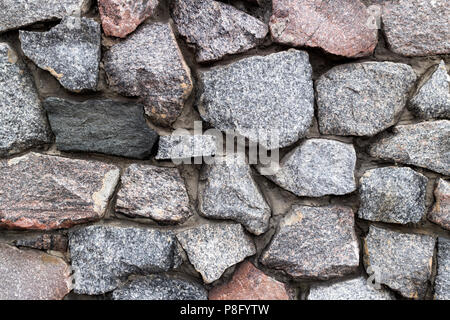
[428,179,450,230]
[209,261,291,300]
[0,152,120,230]
[14,234,68,252]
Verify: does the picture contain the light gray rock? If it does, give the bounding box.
[428,179,450,230]
[434,238,450,300]
[156,135,217,160]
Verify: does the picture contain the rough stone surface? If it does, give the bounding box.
[409,61,450,120]
[112,275,207,300]
[69,225,182,295]
[0,0,91,33]
[265,139,356,197]
[261,205,360,280]
[0,243,71,300]
[156,134,217,160]
[369,120,450,175]
[364,226,435,299]
[0,152,120,230]
[20,17,101,92]
[176,223,256,284]
[14,234,68,252]
[171,0,268,62]
[197,50,314,149]
[358,167,428,224]
[269,0,378,57]
[308,277,395,300]
[116,164,192,224]
[44,97,158,159]
[428,179,450,231]
[104,22,193,127]
[199,154,271,235]
[382,0,450,56]
[99,0,160,38]
[434,238,450,300]
[317,62,416,136]
[209,261,291,300]
[0,43,51,157]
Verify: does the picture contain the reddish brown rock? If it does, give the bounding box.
[0,243,71,300]
[0,152,120,230]
[209,261,291,300]
[269,0,378,57]
[428,179,450,230]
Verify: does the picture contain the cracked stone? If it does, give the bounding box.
[156,134,217,160]
[428,179,450,231]
[435,238,450,300]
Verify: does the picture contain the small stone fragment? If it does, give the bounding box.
[0,152,120,230]
[317,62,416,136]
[358,167,428,224]
[197,50,314,149]
[156,134,217,160]
[364,226,435,299]
[209,261,291,300]
[176,223,256,284]
[19,17,101,92]
[14,234,68,252]
[428,179,450,231]
[261,205,359,280]
[44,97,158,159]
[369,120,450,175]
[434,238,450,300]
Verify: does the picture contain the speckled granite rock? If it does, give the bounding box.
[428,179,450,230]
[44,97,158,159]
[364,226,435,299]
[197,50,314,149]
[0,43,51,157]
[358,167,428,224]
[112,275,207,300]
[116,164,192,224]
[261,205,359,280]
[368,120,450,175]
[409,61,450,120]
[104,22,193,127]
[69,225,182,295]
[171,0,268,62]
[270,0,378,57]
[434,238,450,300]
[264,139,356,197]
[317,62,416,136]
[156,135,217,160]
[19,17,101,92]
[199,154,271,235]
[14,234,68,252]
[308,277,395,300]
[176,223,256,284]
[0,0,91,33]
[0,153,120,230]
[99,0,160,38]
[209,261,291,300]
[382,0,450,56]
[0,243,71,300]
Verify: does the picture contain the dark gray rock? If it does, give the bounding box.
[69,225,182,295]
[428,179,450,231]
[19,17,101,92]
[197,50,314,149]
[369,120,450,175]
[14,234,68,252]
[44,97,158,159]
[435,238,450,300]
[261,205,360,280]
[358,167,428,224]
[0,43,51,157]
[364,226,435,299]
[317,62,416,136]
[156,134,217,160]
[171,0,268,62]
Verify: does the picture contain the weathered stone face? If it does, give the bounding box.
[14,234,68,252]
[156,135,217,160]
[435,238,450,300]
[0,153,120,230]
[428,179,450,231]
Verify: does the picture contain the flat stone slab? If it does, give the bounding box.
[44,97,158,159]
[0,243,71,300]
[435,238,450,300]
[156,134,217,160]
[358,167,428,224]
[428,179,450,230]
[364,226,435,299]
[368,120,450,175]
[171,0,268,62]
[0,43,51,157]
[20,17,101,92]
[69,225,182,295]
[176,223,256,284]
[104,22,193,127]
[261,205,360,280]
[197,50,314,149]
[14,234,68,252]
[270,0,378,57]
[0,153,120,230]
[116,164,192,224]
[316,62,416,136]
